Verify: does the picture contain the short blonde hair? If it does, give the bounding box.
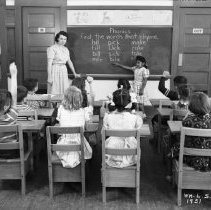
[62,86,83,111]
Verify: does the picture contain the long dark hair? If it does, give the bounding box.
[0,89,12,114]
[72,78,88,108]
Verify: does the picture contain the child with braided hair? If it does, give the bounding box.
[103,89,143,168]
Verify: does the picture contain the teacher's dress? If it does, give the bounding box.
[47,44,70,94]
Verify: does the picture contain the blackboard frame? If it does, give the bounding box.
[67,25,173,80]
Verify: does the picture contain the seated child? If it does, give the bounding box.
[72,76,95,107]
[23,78,45,109]
[103,89,143,168]
[15,85,34,111]
[172,92,211,171]
[71,76,94,116]
[158,71,187,100]
[0,69,19,158]
[56,86,92,168]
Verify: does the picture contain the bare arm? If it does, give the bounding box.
[86,77,95,106]
[47,59,53,84]
[112,62,133,71]
[8,63,17,106]
[67,59,77,77]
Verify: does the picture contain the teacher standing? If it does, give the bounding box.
[47,31,78,94]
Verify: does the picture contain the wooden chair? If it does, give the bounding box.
[172,127,211,206]
[162,109,189,162]
[0,125,33,196]
[169,109,188,121]
[101,129,141,203]
[46,126,85,198]
[17,110,38,121]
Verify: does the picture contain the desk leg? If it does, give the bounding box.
[28,132,33,172]
[158,114,161,153]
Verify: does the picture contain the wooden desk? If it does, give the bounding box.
[50,94,63,102]
[17,120,46,131]
[140,123,152,137]
[167,120,182,134]
[37,108,55,118]
[157,108,173,153]
[17,120,46,171]
[93,100,106,107]
[91,115,99,123]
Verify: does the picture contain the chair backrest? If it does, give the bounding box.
[178,127,211,173]
[159,99,173,109]
[169,109,189,121]
[46,126,85,165]
[101,129,141,168]
[0,125,24,159]
[18,110,38,121]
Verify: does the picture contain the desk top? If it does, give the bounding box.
[50,94,63,102]
[37,108,55,117]
[167,120,182,134]
[91,115,99,123]
[157,108,172,117]
[17,120,46,131]
[140,123,152,137]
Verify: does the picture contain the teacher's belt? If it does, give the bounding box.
[52,63,66,66]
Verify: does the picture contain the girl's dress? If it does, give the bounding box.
[103,111,143,168]
[56,105,92,168]
[132,66,149,95]
[47,44,70,94]
[172,113,211,171]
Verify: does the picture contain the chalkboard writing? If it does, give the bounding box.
[67,27,172,78]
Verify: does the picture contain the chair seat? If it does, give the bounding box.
[173,159,195,171]
[0,150,31,163]
[106,164,137,170]
[51,153,62,164]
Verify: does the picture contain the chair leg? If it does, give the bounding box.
[177,188,182,206]
[103,186,106,203]
[136,171,140,204]
[136,186,140,204]
[82,178,85,198]
[48,166,53,199]
[21,176,26,197]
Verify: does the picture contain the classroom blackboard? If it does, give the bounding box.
[67,27,172,78]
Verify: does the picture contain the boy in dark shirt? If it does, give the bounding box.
[158,71,187,100]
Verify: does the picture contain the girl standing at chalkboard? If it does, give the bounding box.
[112,56,149,96]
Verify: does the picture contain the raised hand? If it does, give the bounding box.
[87,76,93,84]
[9,62,17,77]
[162,71,170,78]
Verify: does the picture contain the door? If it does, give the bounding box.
[22,7,60,89]
[178,8,211,95]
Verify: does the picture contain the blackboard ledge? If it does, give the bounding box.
[68,74,170,80]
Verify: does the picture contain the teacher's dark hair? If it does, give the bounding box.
[55,31,68,42]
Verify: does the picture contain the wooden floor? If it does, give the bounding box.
[0,120,211,209]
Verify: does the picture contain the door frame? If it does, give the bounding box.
[15,0,66,84]
[172,1,211,92]
[0,0,7,88]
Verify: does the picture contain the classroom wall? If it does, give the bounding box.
[3,0,171,98]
